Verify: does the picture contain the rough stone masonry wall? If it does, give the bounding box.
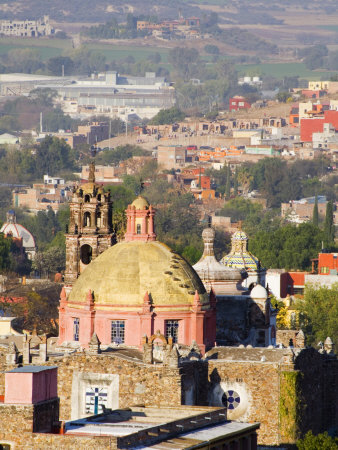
[0,349,7,396]
[45,353,182,420]
[207,360,281,446]
[0,405,117,450]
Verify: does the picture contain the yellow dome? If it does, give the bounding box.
[68,241,208,311]
[131,196,149,210]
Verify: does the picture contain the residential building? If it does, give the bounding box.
[0,16,53,37]
[81,165,117,183]
[229,96,251,112]
[0,133,19,145]
[281,196,328,224]
[12,177,72,213]
[157,145,187,170]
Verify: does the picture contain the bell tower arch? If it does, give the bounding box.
[65,162,114,285]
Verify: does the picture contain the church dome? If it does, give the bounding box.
[232,230,248,241]
[250,284,268,300]
[131,196,150,210]
[221,229,261,272]
[68,240,208,310]
[0,210,35,249]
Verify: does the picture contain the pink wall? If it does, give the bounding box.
[5,368,57,404]
[60,304,216,354]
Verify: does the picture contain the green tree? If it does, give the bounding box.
[297,431,338,450]
[105,185,134,210]
[204,44,220,55]
[225,164,231,198]
[313,195,319,227]
[233,168,238,197]
[296,284,338,350]
[150,107,185,125]
[276,91,291,103]
[0,234,11,270]
[168,47,199,79]
[249,223,324,271]
[12,291,59,335]
[35,136,76,177]
[32,247,65,276]
[323,200,335,248]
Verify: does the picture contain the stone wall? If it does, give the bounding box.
[45,353,182,420]
[206,360,281,446]
[0,348,6,396]
[276,330,298,347]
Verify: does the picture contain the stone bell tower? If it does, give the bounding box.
[64,162,114,286]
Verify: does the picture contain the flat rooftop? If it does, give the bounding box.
[65,406,259,449]
[138,422,260,449]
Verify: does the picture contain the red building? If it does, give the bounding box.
[229,96,251,112]
[318,252,338,275]
[300,109,338,142]
[301,90,326,99]
[300,117,325,142]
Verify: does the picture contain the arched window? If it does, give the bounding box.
[84,194,90,203]
[137,224,141,234]
[97,212,101,228]
[80,244,92,265]
[83,212,91,227]
[97,194,101,202]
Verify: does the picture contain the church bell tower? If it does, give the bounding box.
[64,162,114,286]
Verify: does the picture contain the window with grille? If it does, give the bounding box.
[73,318,80,341]
[111,320,125,344]
[137,224,141,234]
[165,320,179,343]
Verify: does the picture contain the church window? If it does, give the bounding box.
[73,318,80,341]
[165,320,179,343]
[85,387,108,415]
[80,244,92,265]
[97,212,101,227]
[111,320,125,344]
[222,390,241,410]
[84,194,90,203]
[83,212,91,227]
[137,224,141,234]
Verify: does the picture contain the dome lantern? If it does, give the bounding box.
[125,196,156,242]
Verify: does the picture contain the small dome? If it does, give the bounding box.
[0,222,35,249]
[250,284,268,300]
[131,196,149,210]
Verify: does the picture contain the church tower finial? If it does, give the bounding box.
[125,196,156,242]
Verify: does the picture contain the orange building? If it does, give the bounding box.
[318,252,338,275]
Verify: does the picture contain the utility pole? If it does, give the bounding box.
[40,112,43,134]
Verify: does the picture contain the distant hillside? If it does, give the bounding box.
[0,0,201,23]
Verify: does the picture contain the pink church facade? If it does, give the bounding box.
[58,196,216,354]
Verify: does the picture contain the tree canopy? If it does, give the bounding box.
[296,283,338,351]
[249,223,324,271]
[149,107,186,125]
